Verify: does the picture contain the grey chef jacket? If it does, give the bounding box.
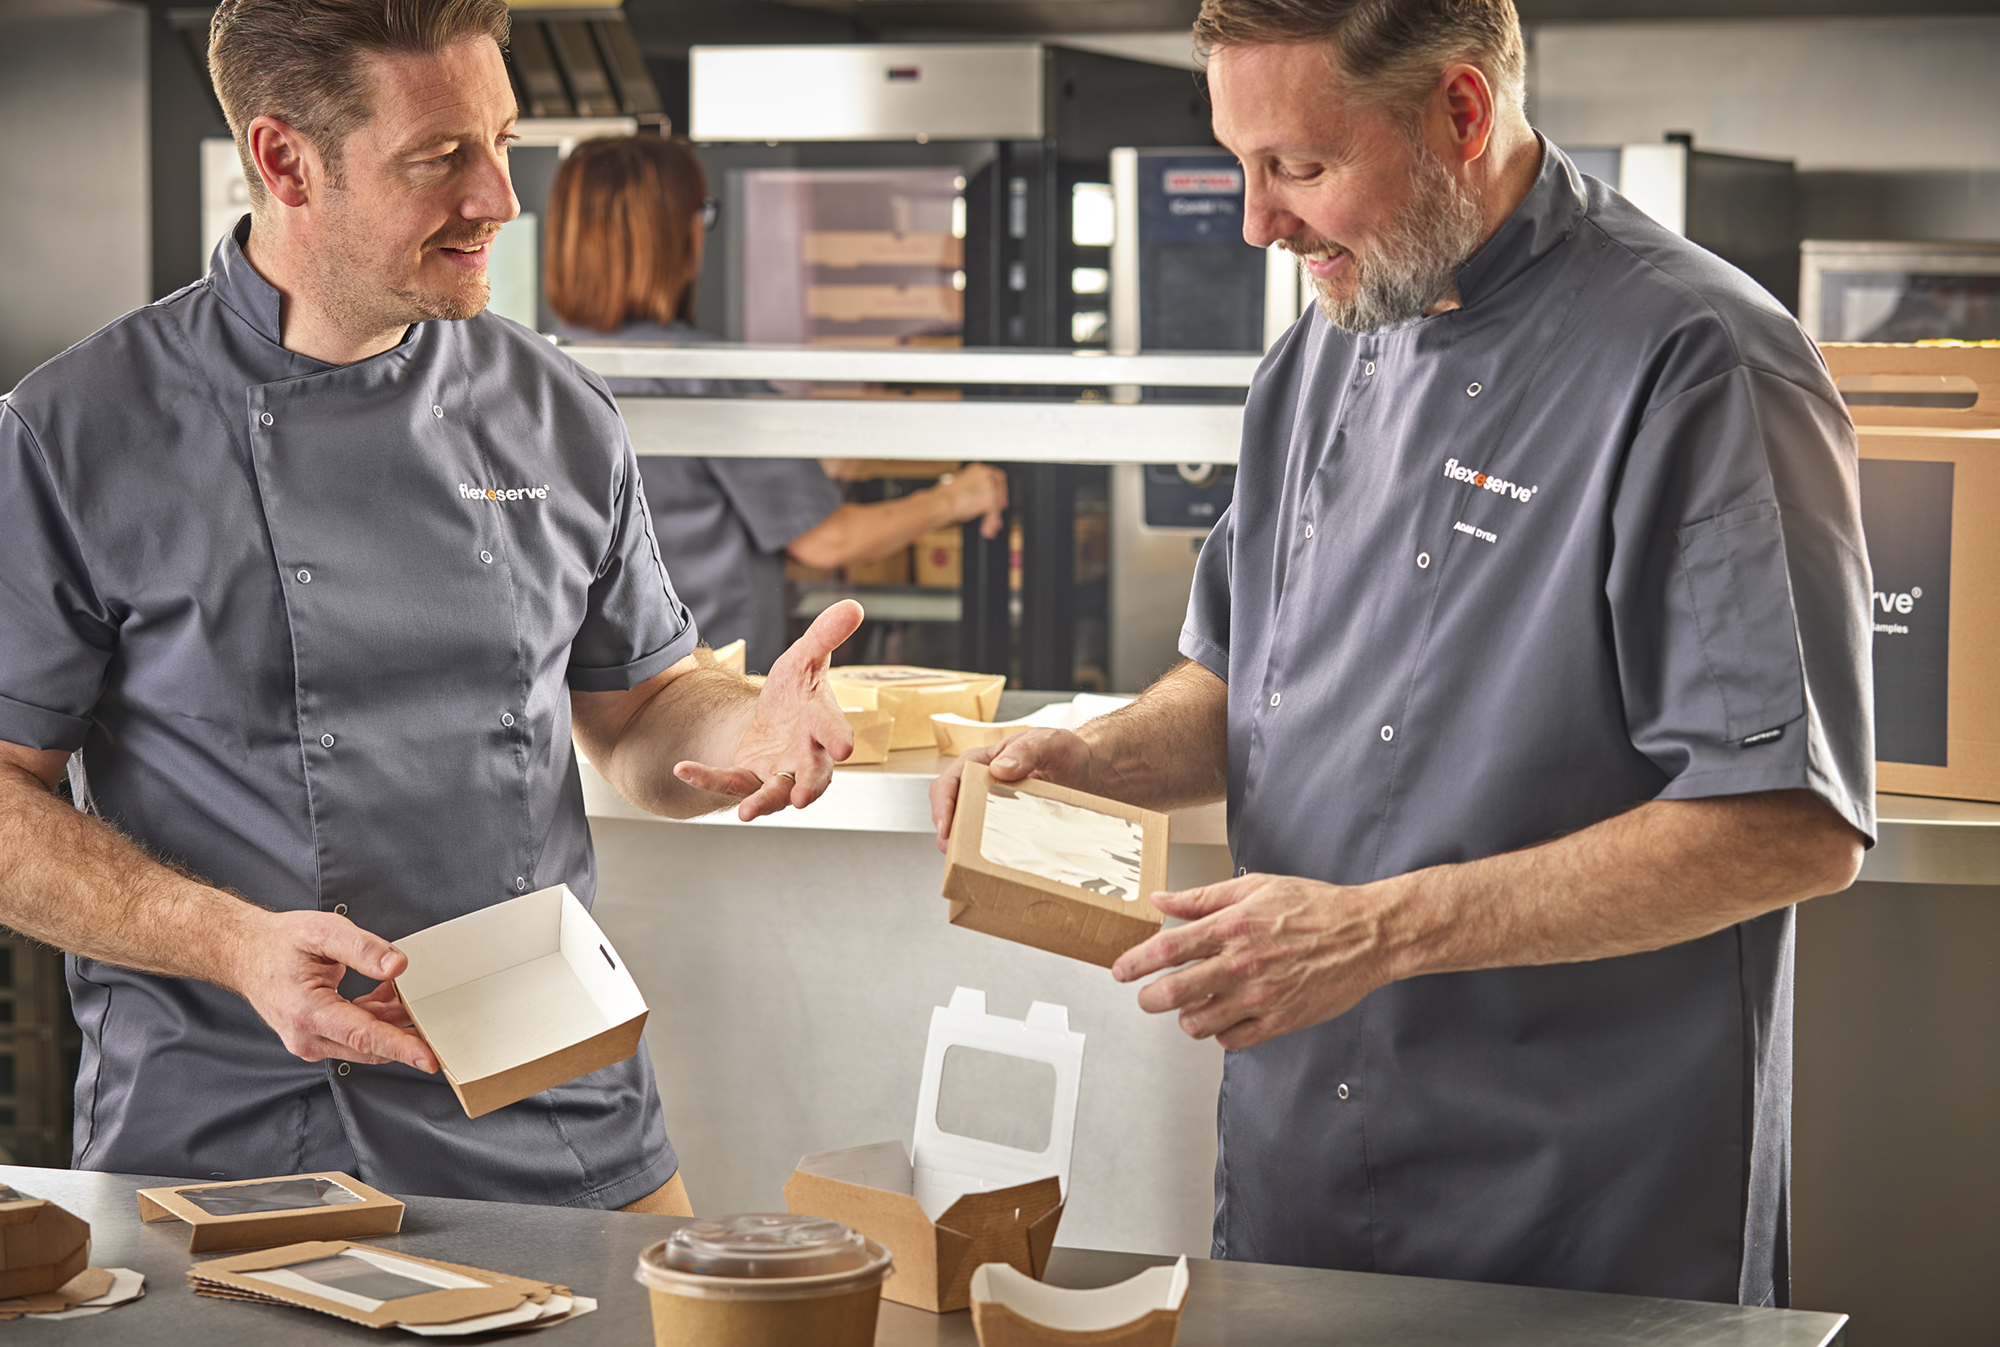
[557,319,842,674]
[1180,142,1874,1305]
[0,221,697,1206]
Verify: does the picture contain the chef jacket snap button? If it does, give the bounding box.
[1236,866,1248,877]
[1304,523,1314,539]
[1269,693,1281,707]
[1337,1082,1350,1100]
[336,1063,351,1077]
[432,405,444,419]
[333,903,348,916]
[501,712,515,727]
[1417,552,1430,569]
[1466,382,1483,397]
[296,569,312,583]
[1381,725,1394,741]
[480,550,493,564]
[515,877,528,891]
[1364,361,1376,376]
[320,733,335,748]
[259,412,273,426]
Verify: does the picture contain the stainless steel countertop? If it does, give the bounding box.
[0,1166,1846,1346]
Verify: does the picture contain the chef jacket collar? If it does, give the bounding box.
[1450,133,1587,313]
[207,213,421,367]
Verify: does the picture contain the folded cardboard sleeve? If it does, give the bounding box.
[784,988,1085,1313]
[1823,343,2000,801]
[394,885,648,1118]
[969,1257,1189,1347]
[136,1172,404,1252]
[944,764,1169,967]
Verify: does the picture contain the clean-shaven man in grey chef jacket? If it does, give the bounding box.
[0,0,861,1214]
[937,0,1874,1307]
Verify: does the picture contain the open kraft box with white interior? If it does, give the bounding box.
[1821,342,2000,802]
[393,885,647,1118]
[783,987,1085,1313]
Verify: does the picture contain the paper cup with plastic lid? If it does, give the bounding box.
[636,1212,893,1347]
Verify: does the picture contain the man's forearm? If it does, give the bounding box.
[0,764,263,984]
[590,663,761,818]
[1070,659,1229,812]
[1377,789,1865,982]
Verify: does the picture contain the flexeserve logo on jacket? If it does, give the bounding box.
[458,483,549,503]
[1442,458,1538,503]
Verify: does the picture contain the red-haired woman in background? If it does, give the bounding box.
[545,136,1006,673]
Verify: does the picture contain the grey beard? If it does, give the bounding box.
[1300,149,1487,333]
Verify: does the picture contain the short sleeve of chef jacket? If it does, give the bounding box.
[706,457,843,554]
[566,428,702,692]
[1181,339,1874,838]
[0,400,113,751]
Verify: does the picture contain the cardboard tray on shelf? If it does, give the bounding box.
[829,666,1006,752]
[943,764,1169,968]
[784,987,1085,1314]
[136,1172,403,1253]
[1821,343,2000,801]
[393,885,648,1119]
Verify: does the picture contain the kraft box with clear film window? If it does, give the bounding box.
[782,987,1085,1314]
[1822,343,2000,802]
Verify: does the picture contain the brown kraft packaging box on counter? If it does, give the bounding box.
[1821,343,2000,801]
[0,1188,89,1298]
[944,763,1169,967]
[827,666,1005,751]
[136,1173,403,1252]
[783,987,1085,1313]
[393,885,648,1118]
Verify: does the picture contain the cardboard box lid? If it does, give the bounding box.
[912,987,1085,1218]
[394,885,647,1103]
[1821,343,2000,429]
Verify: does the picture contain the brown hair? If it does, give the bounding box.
[1193,0,1526,121]
[208,0,512,206]
[544,136,709,332]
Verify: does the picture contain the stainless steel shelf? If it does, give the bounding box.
[1860,792,2000,886]
[615,394,1244,465]
[563,342,1262,387]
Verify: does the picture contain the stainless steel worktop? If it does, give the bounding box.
[0,1165,1846,1346]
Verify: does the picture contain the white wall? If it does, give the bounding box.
[590,817,1230,1256]
[0,0,150,392]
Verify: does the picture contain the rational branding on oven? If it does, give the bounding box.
[457,482,549,503]
[1163,168,1243,195]
[1442,458,1538,503]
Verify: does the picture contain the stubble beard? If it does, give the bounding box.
[314,185,496,336]
[1290,145,1488,333]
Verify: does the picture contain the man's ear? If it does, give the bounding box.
[244,115,319,209]
[1433,63,1497,166]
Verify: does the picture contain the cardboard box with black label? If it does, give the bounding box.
[1823,343,2000,801]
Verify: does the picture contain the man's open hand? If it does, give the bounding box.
[673,599,864,821]
[1111,872,1396,1051]
[228,909,437,1071]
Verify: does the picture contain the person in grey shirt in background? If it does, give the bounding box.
[544,135,1009,673]
[935,0,1872,1307]
[0,0,860,1214]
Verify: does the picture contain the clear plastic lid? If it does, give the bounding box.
[636,1215,892,1301]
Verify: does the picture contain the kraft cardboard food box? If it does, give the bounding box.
[393,886,648,1119]
[784,988,1084,1314]
[943,764,1169,968]
[1822,343,2000,802]
[137,1173,403,1253]
[828,666,1006,752]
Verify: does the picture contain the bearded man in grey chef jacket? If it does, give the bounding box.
[0,0,861,1213]
[936,0,1874,1308]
